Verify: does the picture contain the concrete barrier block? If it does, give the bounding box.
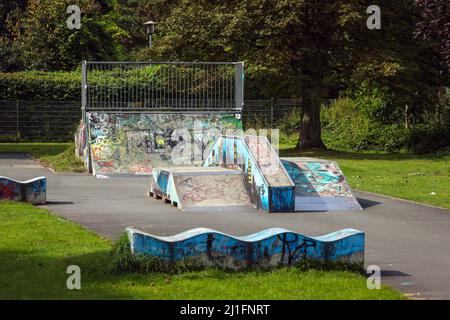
[126,227,364,270]
[0,176,46,205]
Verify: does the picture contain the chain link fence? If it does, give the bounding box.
[0,101,81,142]
[0,99,301,142]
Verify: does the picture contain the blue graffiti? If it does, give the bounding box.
[127,227,365,270]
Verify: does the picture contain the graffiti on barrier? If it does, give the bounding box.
[0,176,46,205]
[74,119,90,170]
[127,227,365,270]
[282,159,352,197]
[87,112,242,175]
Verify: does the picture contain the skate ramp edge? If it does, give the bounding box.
[149,167,252,211]
[203,135,295,212]
[281,158,363,211]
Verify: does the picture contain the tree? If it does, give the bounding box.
[138,0,346,149]
[340,0,449,125]
[415,0,450,68]
[15,0,125,70]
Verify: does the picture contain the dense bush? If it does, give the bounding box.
[0,71,80,101]
[406,122,450,154]
[278,95,450,153]
[0,65,228,101]
[0,38,25,72]
[319,97,450,153]
[320,98,408,152]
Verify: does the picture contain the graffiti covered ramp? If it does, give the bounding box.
[281,158,362,211]
[150,167,252,211]
[126,227,365,270]
[81,112,243,177]
[204,135,296,212]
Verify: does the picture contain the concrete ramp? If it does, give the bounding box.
[149,167,251,211]
[203,135,295,212]
[281,158,362,211]
[244,136,293,187]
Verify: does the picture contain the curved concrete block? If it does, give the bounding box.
[127,227,364,270]
[0,176,46,205]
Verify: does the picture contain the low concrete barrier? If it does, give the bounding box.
[127,227,364,270]
[0,176,46,205]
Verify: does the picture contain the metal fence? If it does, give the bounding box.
[82,61,244,118]
[0,101,81,142]
[243,99,301,128]
[0,99,301,142]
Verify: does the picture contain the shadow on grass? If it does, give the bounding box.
[0,248,141,299]
[0,246,367,300]
[279,147,450,161]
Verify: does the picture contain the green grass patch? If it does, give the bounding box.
[0,201,404,299]
[280,137,450,209]
[0,143,85,172]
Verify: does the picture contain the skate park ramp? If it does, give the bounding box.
[80,112,242,177]
[149,167,252,211]
[281,157,362,211]
[203,135,295,212]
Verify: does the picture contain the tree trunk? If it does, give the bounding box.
[297,87,326,150]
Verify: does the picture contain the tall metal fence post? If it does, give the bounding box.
[270,98,274,128]
[235,62,244,111]
[81,61,87,124]
[16,100,20,142]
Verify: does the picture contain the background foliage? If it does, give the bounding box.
[0,0,448,152]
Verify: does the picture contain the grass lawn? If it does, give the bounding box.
[0,143,84,172]
[0,201,404,300]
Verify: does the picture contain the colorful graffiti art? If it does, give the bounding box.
[0,176,46,205]
[127,227,365,270]
[203,136,295,212]
[86,112,242,176]
[282,158,352,197]
[281,158,363,211]
[149,167,251,211]
[74,119,90,171]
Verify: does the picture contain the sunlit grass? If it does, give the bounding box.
[0,202,404,300]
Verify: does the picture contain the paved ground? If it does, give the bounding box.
[1,153,450,299]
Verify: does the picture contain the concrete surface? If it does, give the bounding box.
[1,153,449,299]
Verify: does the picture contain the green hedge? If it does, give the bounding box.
[278,98,449,154]
[0,71,81,101]
[319,98,449,153]
[0,66,234,101]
